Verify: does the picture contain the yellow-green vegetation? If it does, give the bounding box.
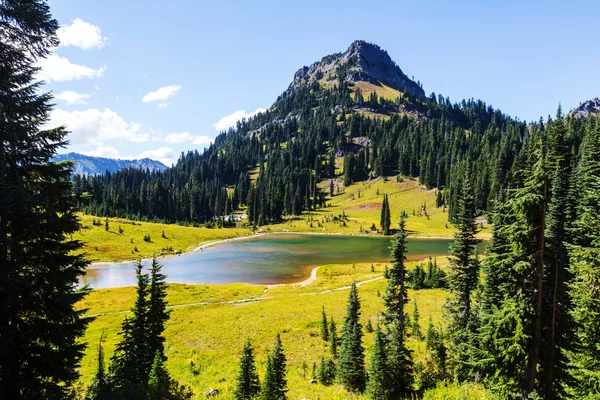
[352,80,403,101]
[78,260,494,399]
[74,214,252,262]
[264,176,491,239]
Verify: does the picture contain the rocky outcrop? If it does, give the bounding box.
[286,40,425,99]
[568,98,600,119]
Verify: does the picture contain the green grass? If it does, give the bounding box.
[74,214,253,262]
[264,176,491,239]
[76,259,494,399]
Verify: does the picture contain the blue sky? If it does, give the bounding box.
[44,0,600,165]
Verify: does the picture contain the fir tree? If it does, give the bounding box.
[234,340,261,400]
[147,351,172,400]
[329,317,338,359]
[382,215,414,398]
[367,325,390,400]
[261,334,287,400]
[321,306,329,341]
[147,258,170,367]
[86,334,113,400]
[380,194,391,235]
[336,282,366,393]
[317,356,336,386]
[412,301,422,340]
[0,2,91,397]
[446,168,480,378]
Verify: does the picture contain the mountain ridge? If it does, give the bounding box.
[51,152,168,176]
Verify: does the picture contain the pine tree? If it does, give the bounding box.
[569,117,600,396]
[382,215,414,398]
[0,2,91,397]
[317,356,336,386]
[380,194,391,235]
[539,108,574,397]
[329,317,338,359]
[446,168,480,378]
[261,334,287,400]
[147,351,172,400]
[109,317,141,398]
[367,325,389,400]
[412,301,422,340]
[147,258,170,368]
[86,335,113,400]
[336,282,367,393]
[234,340,261,400]
[321,306,329,341]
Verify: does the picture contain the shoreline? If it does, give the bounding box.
[88,229,489,268]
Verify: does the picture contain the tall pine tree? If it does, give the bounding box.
[0,1,91,397]
[234,340,261,400]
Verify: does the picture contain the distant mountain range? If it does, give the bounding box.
[51,153,168,176]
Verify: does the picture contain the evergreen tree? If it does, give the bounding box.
[234,340,261,400]
[321,306,329,341]
[86,335,113,400]
[336,282,367,393]
[317,356,336,386]
[446,168,480,378]
[382,215,414,398]
[109,317,141,398]
[147,258,170,367]
[329,317,338,359]
[367,325,390,400]
[147,351,173,400]
[380,194,391,235]
[412,301,422,340]
[0,1,91,397]
[569,117,600,397]
[261,334,287,400]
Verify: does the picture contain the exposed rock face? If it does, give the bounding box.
[568,97,600,119]
[286,40,425,99]
[51,152,168,175]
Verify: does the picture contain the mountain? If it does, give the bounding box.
[51,153,168,176]
[77,40,536,225]
[568,97,600,119]
[286,40,425,100]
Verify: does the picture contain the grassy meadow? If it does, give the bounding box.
[73,214,253,262]
[77,260,496,399]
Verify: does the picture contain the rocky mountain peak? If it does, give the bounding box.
[568,97,600,119]
[287,40,425,99]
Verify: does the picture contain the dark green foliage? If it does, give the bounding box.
[0,2,91,397]
[147,351,172,400]
[261,334,287,400]
[380,194,391,235]
[367,325,389,400]
[336,282,367,393]
[105,217,109,231]
[412,301,422,340]
[317,356,336,386]
[147,258,170,362]
[382,216,414,398]
[234,340,261,400]
[365,319,374,333]
[86,335,113,400]
[321,306,329,341]
[329,317,338,359]
[410,257,447,289]
[445,168,480,378]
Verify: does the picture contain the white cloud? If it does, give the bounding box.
[213,108,266,131]
[137,147,176,166]
[57,18,107,50]
[46,107,146,146]
[81,146,120,158]
[55,90,91,105]
[142,85,181,103]
[37,54,105,82]
[157,102,169,109]
[81,146,177,166]
[163,132,212,145]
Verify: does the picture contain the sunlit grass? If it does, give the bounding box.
[76,259,495,399]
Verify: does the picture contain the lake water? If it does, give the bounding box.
[82,234,456,289]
